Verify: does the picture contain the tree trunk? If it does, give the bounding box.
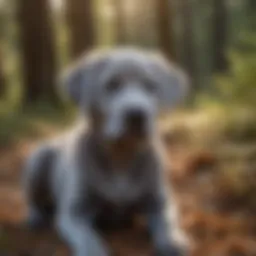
[156,0,175,60]
[247,0,256,29]
[66,0,95,59]
[0,49,5,98]
[179,0,199,102]
[212,0,228,72]
[248,0,256,11]
[113,0,127,45]
[181,0,196,79]
[18,0,58,104]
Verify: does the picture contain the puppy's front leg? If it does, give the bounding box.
[56,209,109,256]
[147,207,181,256]
[55,165,109,256]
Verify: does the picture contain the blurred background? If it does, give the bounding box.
[0,0,256,255]
[0,0,255,144]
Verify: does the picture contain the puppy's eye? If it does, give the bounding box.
[106,78,121,93]
[144,81,157,93]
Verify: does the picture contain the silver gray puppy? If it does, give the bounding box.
[24,48,188,256]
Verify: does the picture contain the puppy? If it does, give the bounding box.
[24,48,188,256]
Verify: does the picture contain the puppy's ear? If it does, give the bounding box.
[60,52,107,108]
[151,55,189,109]
[60,57,85,104]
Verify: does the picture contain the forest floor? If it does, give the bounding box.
[1,110,256,256]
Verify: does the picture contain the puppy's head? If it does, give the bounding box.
[61,48,188,143]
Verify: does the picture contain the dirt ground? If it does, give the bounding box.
[1,137,256,256]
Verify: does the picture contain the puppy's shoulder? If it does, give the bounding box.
[36,121,87,154]
[26,122,88,176]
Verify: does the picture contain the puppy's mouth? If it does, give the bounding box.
[125,125,147,139]
[112,131,149,153]
[106,127,148,150]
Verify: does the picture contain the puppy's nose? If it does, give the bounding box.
[125,109,146,129]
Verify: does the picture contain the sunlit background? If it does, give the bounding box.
[0,0,256,255]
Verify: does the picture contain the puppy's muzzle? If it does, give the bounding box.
[125,108,147,137]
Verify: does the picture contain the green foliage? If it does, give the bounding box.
[214,32,256,107]
[199,30,256,142]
